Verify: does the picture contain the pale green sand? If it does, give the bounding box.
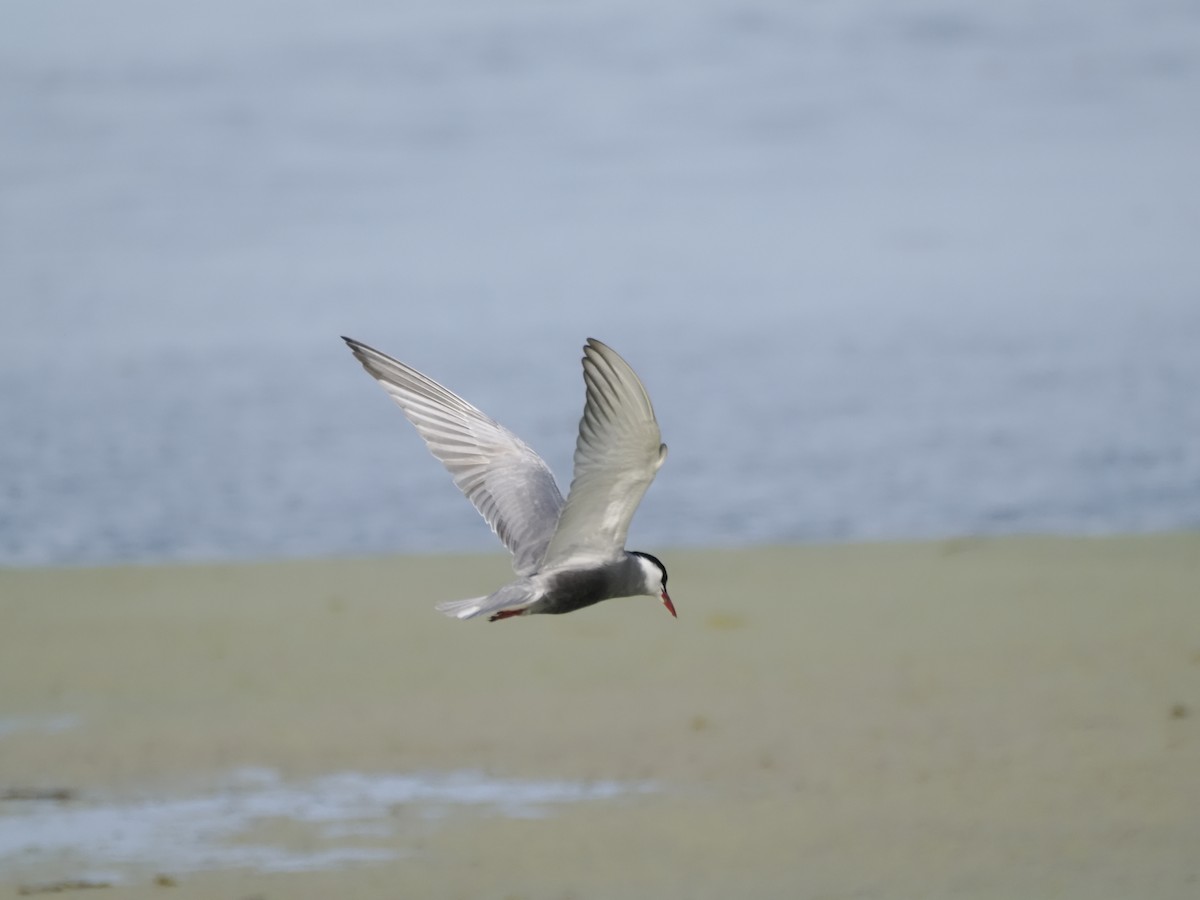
[2,535,1198,898]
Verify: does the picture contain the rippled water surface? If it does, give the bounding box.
[3,0,1199,565]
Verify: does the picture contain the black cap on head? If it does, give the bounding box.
[631,551,667,585]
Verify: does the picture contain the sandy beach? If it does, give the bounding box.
[2,535,1198,898]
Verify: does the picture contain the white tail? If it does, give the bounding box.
[434,582,539,621]
[434,596,491,620]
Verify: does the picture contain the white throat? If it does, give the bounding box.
[633,554,663,596]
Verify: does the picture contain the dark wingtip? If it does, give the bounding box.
[341,336,372,362]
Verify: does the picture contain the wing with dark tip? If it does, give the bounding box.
[343,337,565,576]
[540,339,667,568]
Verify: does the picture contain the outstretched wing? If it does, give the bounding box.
[540,339,667,568]
[343,337,565,576]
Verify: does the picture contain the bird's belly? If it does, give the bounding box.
[540,567,624,615]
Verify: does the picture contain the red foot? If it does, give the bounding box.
[489,609,524,622]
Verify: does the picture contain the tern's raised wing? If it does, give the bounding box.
[540,339,667,568]
[343,338,565,576]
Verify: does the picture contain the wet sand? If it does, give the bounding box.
[2,535,1199,898]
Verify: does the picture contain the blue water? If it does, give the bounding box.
[3,0,1199,566]
[0,764,653,880]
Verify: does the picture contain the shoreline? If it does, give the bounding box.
[4,526,1196,573]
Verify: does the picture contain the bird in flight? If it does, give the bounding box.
[343,336,673,622]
